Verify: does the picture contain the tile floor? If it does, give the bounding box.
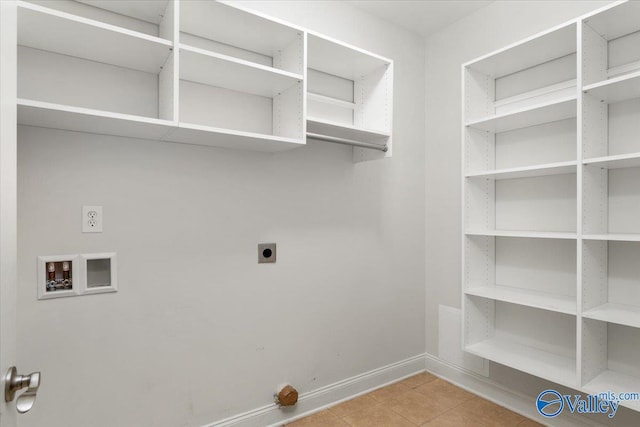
[286,372,544,426]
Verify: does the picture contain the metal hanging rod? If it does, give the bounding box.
[306,132,388,152]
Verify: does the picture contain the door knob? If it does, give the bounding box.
[4,367,41,413]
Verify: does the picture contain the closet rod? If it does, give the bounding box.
[306,132,388,152]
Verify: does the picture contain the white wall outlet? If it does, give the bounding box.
[82,205,103,233]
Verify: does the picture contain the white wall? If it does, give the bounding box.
[16,2,425,427]
[425,1,640,425]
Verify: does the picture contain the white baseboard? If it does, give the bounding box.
[203,353,427,427]
[424,353,603,427]
[204,352,605,427]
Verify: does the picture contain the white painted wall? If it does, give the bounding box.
[16,2,425,427]
[425,1,640,425]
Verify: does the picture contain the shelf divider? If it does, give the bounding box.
[180,44,303,98]
[466,285,576,315]
[583,70,640,104]
[466,337,577,388]
[466,161,577,180]
[466,96,577,133]
[465,230,577,240]
[584,371,640,412]
[307,117,389,143]
[584,152,640,170]
[163,122,305,152]
[17,99,174,140]
[583,303,640,329]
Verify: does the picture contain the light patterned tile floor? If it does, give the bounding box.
[285,372,544,426]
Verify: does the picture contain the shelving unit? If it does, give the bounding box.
[306,32,393,161]
[15,0,393,160]
[463,1,640,408]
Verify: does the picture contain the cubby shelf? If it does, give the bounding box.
[583,152,640,170]
[307,118,390,143]
[584,371,640,411]
[466,22,576,78]
[181,1,302,60]
[17,1,172,74]
[465,230,577,239]
[465,96,577,133]
[583,303,640,329]
[583,70,640,104]
[180,44,303,98]
[17,99,174,140]
[583,0,640,42]
[307,33,389,80]
[466,338,577,388]
[465,285,576,315]
[465,161,577,180]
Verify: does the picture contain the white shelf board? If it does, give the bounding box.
[583,0,640,41]
[584,371,640,412]
[466,285,576,315]
[466,337,577,388]
[584,70,640,104]
[17,1,172,74]
[466,161,577,180]
[181,1,300,57]
[583,303,640,328]
[17,99,174,140]
[163,122,305,153]
[307,33,390,80]
[584,152,640,170]
[308,93,355,110]
[180,45,302,98]
[465,230,577,240]
[76,0,170,25]
[583,234,640,242]
[465,22,576,78]
[466,96,577,133]
[307,118,389,143]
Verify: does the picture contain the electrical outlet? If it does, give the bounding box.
[82,205,103,233]
[258,243,276,263]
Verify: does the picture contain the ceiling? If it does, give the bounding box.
[346,0,493,38]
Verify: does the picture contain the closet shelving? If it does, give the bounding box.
[463,0,640,409]
[306,32,393,160]
[17,0,176,138]
[15,0,393,159]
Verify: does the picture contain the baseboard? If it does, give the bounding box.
[203,353,427,427]
[424,353,603,427]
